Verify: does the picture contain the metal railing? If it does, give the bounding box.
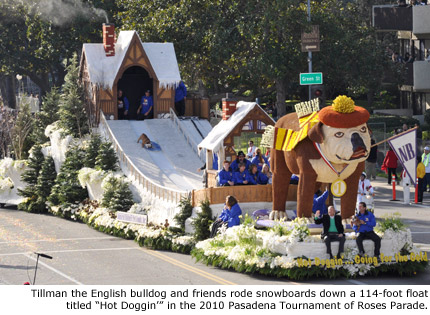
[99,111,189,204]
[169,108,205,163]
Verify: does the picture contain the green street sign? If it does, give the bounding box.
[300,72,323,85]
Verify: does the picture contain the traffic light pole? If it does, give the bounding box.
[307,0,312,101]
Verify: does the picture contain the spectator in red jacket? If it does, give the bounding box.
[382,147,398,185]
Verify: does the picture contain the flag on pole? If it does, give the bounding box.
[387,128,417,184]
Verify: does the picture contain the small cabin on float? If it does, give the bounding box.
[79,24,208,123]
[198,98,276,187]
[193,99,299,207]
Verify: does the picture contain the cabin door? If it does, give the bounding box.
[117,66,153,120]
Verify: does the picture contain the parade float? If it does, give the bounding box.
[191,96,428,279]
[1,22,427,279]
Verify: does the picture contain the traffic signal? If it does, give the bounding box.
[310,85,325,107]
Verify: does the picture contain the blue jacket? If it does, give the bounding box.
[218,169,233,186]
[249,171,268,185]
[139,96,153,114]
[251,155,269,171]
[312,190,329,214]
[257,172,269,185]
[233,170,252,185]
[353,211,377,233]
[219,204,242,228]
[175,81,187,102]
[118,96,129,111]
[230,159,251,172]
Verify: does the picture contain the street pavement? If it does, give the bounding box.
[0,177,429,285]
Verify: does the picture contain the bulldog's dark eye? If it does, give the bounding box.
[360,126,367,133]
[335,132,344,138]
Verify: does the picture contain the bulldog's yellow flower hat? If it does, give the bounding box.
[318,95,369,128]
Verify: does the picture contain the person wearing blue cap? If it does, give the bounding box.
[137,90,153,120]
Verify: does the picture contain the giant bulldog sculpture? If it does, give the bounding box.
[271,96,371,219]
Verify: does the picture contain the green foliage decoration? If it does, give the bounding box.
[174,197,193,232]
[48,145,88,206]
[101,176,134,212]
[191,199,213,241]
[58,54,89,138]
[18,145,44,212]
[95,141,119,172]
[84,134,102,168]
[375,212,407,234]
[32,87,60,145]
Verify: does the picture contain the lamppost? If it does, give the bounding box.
[16,74,22,109]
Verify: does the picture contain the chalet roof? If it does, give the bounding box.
[198,101,274,155]
[82,31,181,90]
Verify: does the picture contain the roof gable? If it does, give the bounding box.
[198,102,275,154]
[81,30,181,90]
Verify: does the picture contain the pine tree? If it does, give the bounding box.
[174,197,193,232]
[192,199,213,241]
[84,134,102,168]
[48,145,88,206]
[101,176,134,212]
[95,141,119,172]
[32,87,60,144]
[58,54,89,138]
[18,145,45,212]
[35,156,57,211]
[109,181,134,212]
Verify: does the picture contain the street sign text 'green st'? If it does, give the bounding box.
[300,72,323,85]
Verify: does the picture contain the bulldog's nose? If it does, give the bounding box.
[351,132,365,151]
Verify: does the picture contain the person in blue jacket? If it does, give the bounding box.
[353,202,381,258]
[137,90,153,120]
[233,162,252,185]
[249,164,268,185]
[210,195,242,238]
[174,81,187,116]
[230,151,251,172]
[117,89,129,120]
[218,160,234,186]
[251,148,269,171]
[312,189,329,214]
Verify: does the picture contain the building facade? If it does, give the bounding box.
[373,4,430,118]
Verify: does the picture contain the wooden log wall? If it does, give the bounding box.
[192,184,298,207]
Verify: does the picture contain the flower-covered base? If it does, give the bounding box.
[191,217,428,280]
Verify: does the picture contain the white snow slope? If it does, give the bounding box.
[106,118,210,192]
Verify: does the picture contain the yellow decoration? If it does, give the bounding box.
[331,178,347,197]
[274,112,319,151]
[332,95,355,114]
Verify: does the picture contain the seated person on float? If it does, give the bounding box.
[249,163,268,185]
[233,162,253,185]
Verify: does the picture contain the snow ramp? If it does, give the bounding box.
[100,114,211,200]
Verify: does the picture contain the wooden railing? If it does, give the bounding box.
[100,100,116,118]
[192,184,297,207]
[99,111,189,204]
[185,96,210,119]
[157,98,172,115]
